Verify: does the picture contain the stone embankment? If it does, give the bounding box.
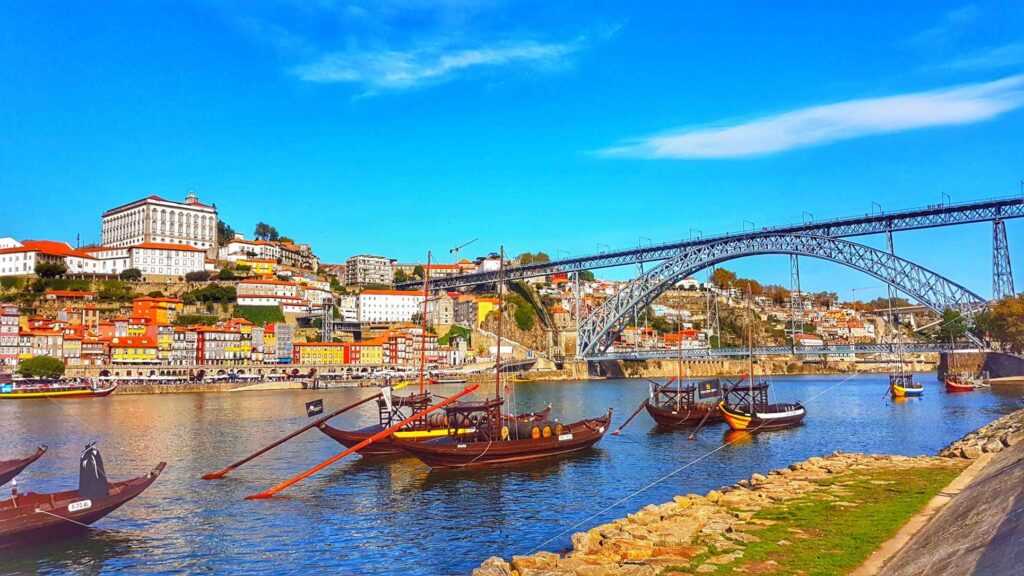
[473,453,959,576]
[938,407,1024,459]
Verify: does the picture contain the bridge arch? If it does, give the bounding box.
[578,234,987,357]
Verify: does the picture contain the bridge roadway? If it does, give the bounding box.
[402,195,1024,290]
[587,342,972,361]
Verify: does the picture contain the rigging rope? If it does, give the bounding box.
[528,372,857,555]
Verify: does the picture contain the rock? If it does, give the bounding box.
[512,551,559,572]
[706,490,723,504]
[777,539,791,546]
[959,444,982,459]
[473,557,513,576]
[696,564,718,573]
[750,473,767,485]
[983,439,1004,453]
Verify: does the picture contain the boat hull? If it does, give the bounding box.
[891,383,924,398]
[944,377,975,393]
[0,384,117,400]
[0,462,165,550]
[394,411,612,469]
[318,406,553,456]
[719,402,805,432]
[645,402,723,428]
[0,446,47,487]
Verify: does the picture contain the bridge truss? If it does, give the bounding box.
[577,234,988,357]
[408,196,1024,290]
[588,341,975,361]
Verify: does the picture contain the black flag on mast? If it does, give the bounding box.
[305,399,324,417]
[697,379,722,400]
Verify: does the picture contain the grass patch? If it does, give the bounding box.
[664,463,964,576]
[235,305,285,326]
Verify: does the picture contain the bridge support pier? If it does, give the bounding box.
[993,219,1015,300]
[789,255,803,340]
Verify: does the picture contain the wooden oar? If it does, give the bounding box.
[245,383,479,500]
[612,377,678,436]
[202,392,383,480]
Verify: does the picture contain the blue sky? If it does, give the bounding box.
[3,1,1024,299]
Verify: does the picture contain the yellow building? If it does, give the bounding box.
[239,258,276,276]
[293,342,346,365]
[110,336,159,364]
[349,338,384,365]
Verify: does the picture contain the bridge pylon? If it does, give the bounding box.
[993,219,1015,300]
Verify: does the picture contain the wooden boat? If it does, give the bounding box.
[644,379,723,429]
[318,394,551,456]
[395,246,611,469]
[0,446,47,487]
[0,451,164,550]
[944,375,975,393]
[890,373,924,397]
[430,376,468,385]
[395,400,612,468]
[0,379,117,400]
[719,381,806,432]
[720,300,805,433]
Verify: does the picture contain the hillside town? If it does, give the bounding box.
[0,192,938,381]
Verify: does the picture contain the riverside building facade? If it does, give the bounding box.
[101,192,218,257]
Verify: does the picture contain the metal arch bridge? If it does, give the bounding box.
[588,342,974,361]
[576,233,989,357]
[399,195,1022,290]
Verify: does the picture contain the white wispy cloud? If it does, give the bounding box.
[292,39,579,90]
[943,42,1024,71]
[909,4,979,47]
[599,75,1024,160]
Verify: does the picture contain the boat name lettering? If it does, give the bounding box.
[558,433,573,441]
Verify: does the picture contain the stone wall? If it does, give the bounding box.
[939,408,1024,459]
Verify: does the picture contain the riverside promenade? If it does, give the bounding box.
[474,409,1024,576]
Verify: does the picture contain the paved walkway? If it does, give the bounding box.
[878,442,1024,575]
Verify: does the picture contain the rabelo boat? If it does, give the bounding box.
[317,250,548,456]
[719,299,806,433]
[395,246,612,468]
[0,377,117,400]
[0,444,164,550]
[0,446,47,487]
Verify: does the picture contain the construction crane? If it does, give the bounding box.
[450,238,478,260]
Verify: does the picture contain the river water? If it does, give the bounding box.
[2,375,1021,575]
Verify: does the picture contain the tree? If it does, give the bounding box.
[394,269,410,283]
[185,270,211,282]
[412,265,424,279]
[17,356,65,379]
[711,268,737,288]
[935,308,968,342]
[579,270,595,282]
[218,268,236,280]
[278,236,294,244]
[147,290,165,298]
[254,222,279,241]
[119,268,142,281]
[34,261,67,278]
[235,264,252,273]
[513,305,535,331]
[980,296,1024,352]
[217,219,236,247]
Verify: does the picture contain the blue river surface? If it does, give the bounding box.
[2,374,1022,576]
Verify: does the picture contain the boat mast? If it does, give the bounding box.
[419,251,431,394]
[496,246,504,407]
[747,290,754,413]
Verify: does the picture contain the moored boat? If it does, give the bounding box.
[719,381,806,432]
[720,298,806,433]
[890,373,924,397]
[0,446,47,487]
[944,372,976,393]
[395,401,612,468]
[0,378,117,400]
[644,379,724,429]
[396,246,612,469]
[0,445,164,550]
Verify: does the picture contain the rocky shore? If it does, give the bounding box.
[938,407,1024,459]
[473,452,964,576]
